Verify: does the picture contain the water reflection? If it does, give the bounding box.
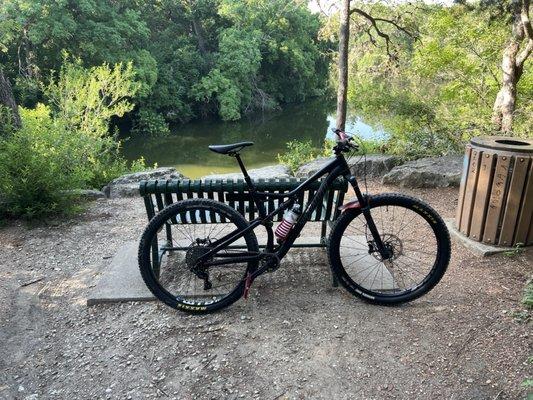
[121,98,386,178]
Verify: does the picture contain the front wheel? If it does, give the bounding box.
[328,193,451,305]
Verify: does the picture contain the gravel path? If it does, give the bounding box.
[0,182,531,400]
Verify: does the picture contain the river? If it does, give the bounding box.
[120,99,386,178]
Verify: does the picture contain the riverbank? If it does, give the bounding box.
[1,180,531,399]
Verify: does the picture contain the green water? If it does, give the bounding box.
[121,99,386,179]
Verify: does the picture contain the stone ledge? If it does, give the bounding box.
[383,156,463,188]
[201,164,291,181]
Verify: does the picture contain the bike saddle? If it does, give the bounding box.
[208,142,254,155]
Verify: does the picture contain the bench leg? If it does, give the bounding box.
[165,222,172,244]
[320,220,328,246]
[321,220,339,287]
[151,234,160,279]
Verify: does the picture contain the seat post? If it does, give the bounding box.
[234,153,254,190]
[234,153,269,217]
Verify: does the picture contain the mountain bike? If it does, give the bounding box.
[138,130,451,313]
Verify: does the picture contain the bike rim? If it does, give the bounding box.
[147,207,252,306]
[339,204,440,296]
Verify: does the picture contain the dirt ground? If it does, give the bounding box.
[0,181,531,400]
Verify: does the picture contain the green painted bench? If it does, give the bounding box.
[140,177,348,244]
[139,178,348,286]
[139,177,348,285]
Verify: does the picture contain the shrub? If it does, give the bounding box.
[277,140,321,173]
[46,58,140,138]
[0,104,16,137]
[132,108,170,137]
[278,137,388,172]
[0,60,148,218]
[0,105,88,217]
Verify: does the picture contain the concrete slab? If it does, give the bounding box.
[87,241,155,306]
[445,219,515,257]
[87,236,331,306]
[340,236,396,290]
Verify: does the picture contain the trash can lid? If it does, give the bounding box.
[471,136,533,153]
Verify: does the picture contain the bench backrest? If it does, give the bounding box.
[140,178,348,223]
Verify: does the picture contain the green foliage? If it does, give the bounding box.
[278,137,387,172]
[0,105,88,217]
[192,28,262,121]
[132,108,170,137]
[0,62,146,217]
[278,140,323,173]
[46,58,139,138]
[0,104,16,136]
[345,3,532,157]
[504,243,526,257]
[1,0,330,123]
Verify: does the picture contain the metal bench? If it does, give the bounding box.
[140,177,348,244]
[139,177,348,282]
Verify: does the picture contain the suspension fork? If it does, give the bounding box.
[345,174,392,260]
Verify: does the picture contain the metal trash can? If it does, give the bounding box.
[456,136,533,247]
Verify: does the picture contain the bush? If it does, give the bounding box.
[0,104,17,137]
[278,137,388,172]
[132,108,170,137]
[277,140,322,173]
[0,105,88,217]
[0,60,148,218]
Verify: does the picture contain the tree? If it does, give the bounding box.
[192,0,330,120]
[336,0,351,131]
[328,0,416,131]
[0,67,21,129]
[491,0,532,132]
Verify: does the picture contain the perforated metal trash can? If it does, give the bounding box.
[456,136,533,247]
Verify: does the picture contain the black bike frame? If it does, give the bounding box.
[194,150,390,278]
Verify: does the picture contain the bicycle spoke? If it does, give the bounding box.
[338,202,441,296]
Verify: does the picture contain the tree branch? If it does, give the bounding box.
[373,17,416,39]
[349,6,415,62]
[350,8,393,57]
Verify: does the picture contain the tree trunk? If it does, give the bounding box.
[492,29,521,133]
[0,68,21,130]
[492,0,532,133]
[191,17,208,56]
[336,0,350,132]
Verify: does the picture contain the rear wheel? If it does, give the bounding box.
[328,193,451,305]
[138,199,259,313]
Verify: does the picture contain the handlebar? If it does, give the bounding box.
[331,128,358,152]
